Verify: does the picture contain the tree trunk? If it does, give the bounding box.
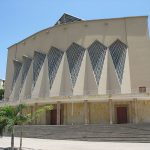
[11,127,14,150]
[19,125,23,150]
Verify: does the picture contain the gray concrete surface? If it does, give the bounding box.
[6,124,150,142]
[1,137,150,150]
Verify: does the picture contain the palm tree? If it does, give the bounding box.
[0,105,19,150]
[0,104,53,150]
[19,104,53,150]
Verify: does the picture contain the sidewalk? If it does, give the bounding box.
[0,137,150,150]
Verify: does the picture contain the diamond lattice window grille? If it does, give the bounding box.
[66,43,86,87]
[20,56,32,90]
[12,60,22,89]
[109,39,127,84]
[47,47,64,89]
[88,41,107,85]
[33,51,46,88]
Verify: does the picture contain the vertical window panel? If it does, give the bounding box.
[12,60,22,89]
[21,56,32,90]
[47,47,64,89]
[66,43,86,87]
[109,39,127,84]
[33,51,46,88]
[88,41,107,85]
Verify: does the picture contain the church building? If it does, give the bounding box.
[3,14,150,125]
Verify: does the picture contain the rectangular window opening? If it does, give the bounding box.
[139,87,146,93]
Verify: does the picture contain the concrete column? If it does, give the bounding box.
[109,99,113,124]
[129,101,132,123]
[84,100,89,125]
[134,98,138,124]
[34,103,38,125]
[71,102,74,125]
[30,105,34,125]
[57,101,61,125]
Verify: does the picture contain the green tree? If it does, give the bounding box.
[0,89,4,100]
[0,103,53,150]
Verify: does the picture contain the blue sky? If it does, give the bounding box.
[0,0,150,80]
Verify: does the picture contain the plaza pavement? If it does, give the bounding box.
[0,137,150,150]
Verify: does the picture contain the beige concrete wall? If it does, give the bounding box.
[63,102,109,125]
[22,105,33,125]
[21,100,150,125]
[5,16,150,100]
[63,103,84,125]
[36,110,46,125]
[111,100,150,124]
[137,101,150,123]
[5,46,17,99]
[33,104,46,125]
[63,101,150,124]
[126,18,150,89]
[89,102,109,124]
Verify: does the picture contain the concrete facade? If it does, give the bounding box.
[2,14,150,125]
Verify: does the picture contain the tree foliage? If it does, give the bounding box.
[0,103,53,149]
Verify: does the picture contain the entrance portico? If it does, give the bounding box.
[2,93,150,125]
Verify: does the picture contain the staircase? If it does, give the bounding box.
[5,124,150,142]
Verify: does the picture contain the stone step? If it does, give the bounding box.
[5,124,150,142]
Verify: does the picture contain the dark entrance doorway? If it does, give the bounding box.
[51,109,57,125]
[46,106,63,125]
[46,109,57,125]
[116,106,128,124]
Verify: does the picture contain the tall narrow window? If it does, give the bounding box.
[12,60,22,89]
[88,40,107,85]
[66,43,85,87]
[109,39,127,84]
[33,51,46,88]
[21,56,32,90]
[47,47,64,89]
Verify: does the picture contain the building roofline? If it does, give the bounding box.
[8,15,148,49]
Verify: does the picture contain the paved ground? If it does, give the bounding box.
[1,137,150,150]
